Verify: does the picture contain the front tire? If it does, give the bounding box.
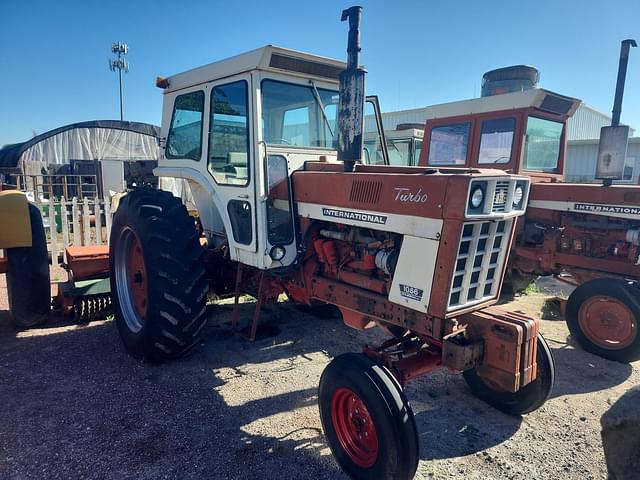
[109,189,208,361]
[6,203,50,328]
[463,333,555,415]
[319,353,419,480]
[565,279,640,363]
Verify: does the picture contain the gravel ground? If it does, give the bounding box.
[0,270,637,479]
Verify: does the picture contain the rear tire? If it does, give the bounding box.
[319,353,419,480]
[6,203,50,328]
[463,333,555,415]
[109,188,208,362]
[566,279,640,363]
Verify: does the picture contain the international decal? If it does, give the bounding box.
[322,208,387,225]
[574,203,640,216]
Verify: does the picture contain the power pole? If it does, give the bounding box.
[109,42,129,121]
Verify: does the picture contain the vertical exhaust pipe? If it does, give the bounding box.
[337,6,366,172]
[611,39,636,127]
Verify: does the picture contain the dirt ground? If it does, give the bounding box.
[0,269,637,480]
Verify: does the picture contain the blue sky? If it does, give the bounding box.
[1,0,638,147]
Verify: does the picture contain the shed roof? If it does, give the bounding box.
[0,120,159,168]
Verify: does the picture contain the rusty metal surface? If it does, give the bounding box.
[66,245,110,281]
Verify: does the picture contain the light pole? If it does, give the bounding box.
[109,42,129,121]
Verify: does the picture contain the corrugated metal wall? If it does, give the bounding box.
[567,106,612,140]
[380,104,634,141]
[565,138,640,183]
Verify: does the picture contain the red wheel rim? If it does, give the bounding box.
[128,234,147,318]
[330,387,379,468]
[578,296,637,349]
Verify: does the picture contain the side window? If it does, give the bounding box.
[523,116,563,172]
[266,155,294,245]
[208,81,250,185]
[428,123,470,166]
[414,139,423,166]
[362,100,386,165]
[166,91,205,160]
[478,118,516,164]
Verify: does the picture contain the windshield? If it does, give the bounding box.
[523,116,563,172]
[261,80,338,148]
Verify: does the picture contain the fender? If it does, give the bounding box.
[0,191,32,248]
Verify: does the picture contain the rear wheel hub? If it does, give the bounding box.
[579,296,637,349]
[115,227,148,333]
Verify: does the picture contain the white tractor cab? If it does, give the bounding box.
[363,123,424,166]
[155,45,388,271]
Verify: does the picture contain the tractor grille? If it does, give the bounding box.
[492,181,510,213]
[448,219,512,311]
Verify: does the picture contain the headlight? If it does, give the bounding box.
[513,185,524,207]
[469,186,484,209]
[270,245,286,261]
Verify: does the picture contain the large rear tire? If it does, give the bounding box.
[6,203,50,328]
[109,188,208,362]
[463,333,555,415]
[319,353,419,480]
[566,279,640,363]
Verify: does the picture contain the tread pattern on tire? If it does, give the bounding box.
[110,188,208,361]
[319,352,419,480]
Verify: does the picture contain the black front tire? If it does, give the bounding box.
[319,353,419,480]
[6,203,50,328]
[463,333,555,415]
[565,279,640,363]
[109,189,208,362]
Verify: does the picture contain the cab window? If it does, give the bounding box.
[166,90,205,160]
[261,80,338,148]
[428,123,470,166]
[478,118,516,164]
[523,116,563,172]
[362,101,386,165]
[387,139,411,166]
[208,81,250,185]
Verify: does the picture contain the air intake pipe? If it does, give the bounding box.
[337,6,366,172]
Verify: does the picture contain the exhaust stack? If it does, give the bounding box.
[337,6,366,172]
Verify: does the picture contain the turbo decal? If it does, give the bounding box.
[394,187,428,203]
[322,208,387,225]
[574,203,640,216]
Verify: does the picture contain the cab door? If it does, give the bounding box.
[205,75,258,259]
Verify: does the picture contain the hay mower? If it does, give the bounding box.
[108,7,553,479]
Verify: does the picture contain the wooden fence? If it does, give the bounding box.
[38,196,113,265]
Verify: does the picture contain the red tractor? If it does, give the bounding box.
[415,50,640,362]
[109,8,554,479]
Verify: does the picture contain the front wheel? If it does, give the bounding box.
[463,333,555,416]
[319,353,419,480]
[565,279,640,363]
[109,189,209,362]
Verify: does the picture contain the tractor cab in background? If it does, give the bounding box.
[417,87,581,181]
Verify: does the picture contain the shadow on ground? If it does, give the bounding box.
[0,297,634,478]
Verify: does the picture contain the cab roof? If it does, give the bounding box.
[422,88,582,121]
[162,45,347,93]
